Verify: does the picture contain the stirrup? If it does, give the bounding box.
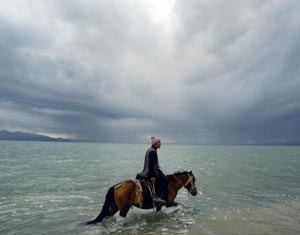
[152,196,167,207]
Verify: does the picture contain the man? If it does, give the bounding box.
[136,136,168,206]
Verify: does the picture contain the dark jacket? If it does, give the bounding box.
[137,146,161,179]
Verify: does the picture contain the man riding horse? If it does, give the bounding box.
[85,136,198,225]
[136,136,168,207]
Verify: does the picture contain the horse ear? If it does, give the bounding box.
[189,170,192,174]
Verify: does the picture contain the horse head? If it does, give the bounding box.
[172,171,198,196]
[184,171,197,196]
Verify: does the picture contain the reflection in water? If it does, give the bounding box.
[95,206,195,235]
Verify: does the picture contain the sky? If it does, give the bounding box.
[0,0,300,144]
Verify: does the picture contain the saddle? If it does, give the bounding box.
[133,179,179,208]
[133,179,156,208]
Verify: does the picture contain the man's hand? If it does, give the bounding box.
[151,177,156,184]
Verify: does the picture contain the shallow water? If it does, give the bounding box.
[0,141,300,234]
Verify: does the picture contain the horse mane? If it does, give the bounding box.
[167,170,196,181]
[167,171,190,177]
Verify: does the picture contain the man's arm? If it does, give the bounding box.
[148,151,158,178]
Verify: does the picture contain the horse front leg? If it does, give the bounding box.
[166,188,180,208]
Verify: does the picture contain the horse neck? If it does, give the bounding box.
[168,173,189,191]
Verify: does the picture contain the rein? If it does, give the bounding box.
[172,173,196,192]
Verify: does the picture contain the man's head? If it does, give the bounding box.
[151,136,161,149]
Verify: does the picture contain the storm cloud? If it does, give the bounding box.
[1,0,300,144]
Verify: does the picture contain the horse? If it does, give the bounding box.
[86,171,197,224]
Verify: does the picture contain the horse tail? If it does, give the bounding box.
[86,186,115,225]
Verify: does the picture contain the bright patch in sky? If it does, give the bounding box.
[146,0,175,24]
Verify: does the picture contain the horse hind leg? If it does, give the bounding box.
[109,203,119,217]
[119,204,131,217]
[114,181,136,218]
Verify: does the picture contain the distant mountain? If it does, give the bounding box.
[0,130,77,142]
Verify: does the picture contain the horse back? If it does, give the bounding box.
[113,180,154,209]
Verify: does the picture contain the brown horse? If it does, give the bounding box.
[86,171,197,224]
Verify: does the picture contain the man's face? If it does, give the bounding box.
[154,141,161,149]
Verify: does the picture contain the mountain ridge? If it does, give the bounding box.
[0,130,77,142]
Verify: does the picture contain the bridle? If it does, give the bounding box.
[172,173,196,194]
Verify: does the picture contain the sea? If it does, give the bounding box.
[0,141,300,235]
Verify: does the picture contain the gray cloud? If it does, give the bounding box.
[0,0,300,144]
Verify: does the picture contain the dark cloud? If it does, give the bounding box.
[0,0,300,144]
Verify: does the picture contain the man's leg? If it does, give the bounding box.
[159,175,168,202]
[152,175,168,207]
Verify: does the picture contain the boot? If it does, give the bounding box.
[152,196,167,207]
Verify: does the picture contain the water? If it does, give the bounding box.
[1,141,300,235]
